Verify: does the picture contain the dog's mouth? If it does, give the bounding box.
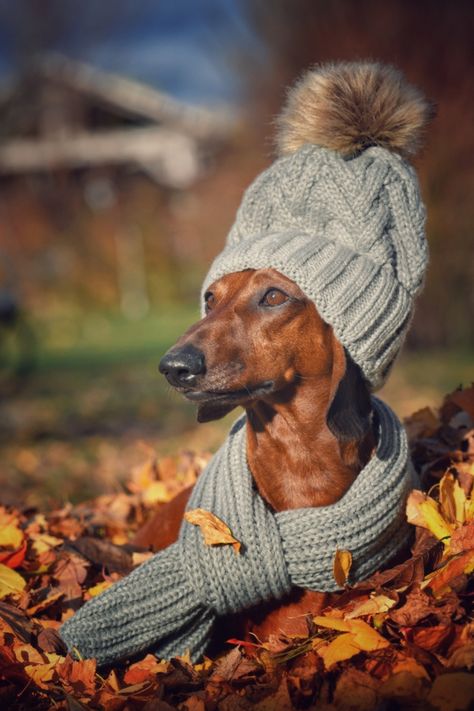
[178,380,275,403]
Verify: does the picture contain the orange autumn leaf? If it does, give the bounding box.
[0,563,26,599]
[426,549,474,595]
[318,632,362,668]
[0,541,27,569]
[314,616,389,668]
[184,508,241,553]
[124,654,170,685]
[333,549,352,587]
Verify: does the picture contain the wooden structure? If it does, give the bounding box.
[0,54,236,189]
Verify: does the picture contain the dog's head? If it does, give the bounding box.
[159,268,371,438]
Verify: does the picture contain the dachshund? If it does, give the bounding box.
[133,267,376,644]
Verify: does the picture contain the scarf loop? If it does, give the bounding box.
[60,398,414,665]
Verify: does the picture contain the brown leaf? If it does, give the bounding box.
[184,508,241,553]
[427,549,474,595]
[410,624,454,653]
[449,521,474,554]
[389,585,436,626]
[69,537,134,574]
[52,552,89,599]
[404,407,440,440]
[439,472,466,524]
[333,549,352,587]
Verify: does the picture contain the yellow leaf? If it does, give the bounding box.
[30,532,63,556]
[318,632,361,669]
[346,619,390,652]
[142,481,172,506]
[345,594,396,619]
[0,509,23,548]
[25,653,63,689]
[88,580,113,597]
[465,495,474,523]
[184,508,241,553]
[313,615,350,632]
[132,551,154,566]
[333,549,352,587]
[314,616,389,669]
[0,563,26,599]
[406,490,453,542]
[440,472,466,524]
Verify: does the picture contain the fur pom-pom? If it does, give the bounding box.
[276,61,433,159]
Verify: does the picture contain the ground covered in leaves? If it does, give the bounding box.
[1,387,474,710]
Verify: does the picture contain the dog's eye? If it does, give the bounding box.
[261,288,289,307]
[204,291,215,313]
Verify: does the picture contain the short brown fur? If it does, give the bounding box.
[134,268,376,642]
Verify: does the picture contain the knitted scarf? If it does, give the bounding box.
[60,398,415,666]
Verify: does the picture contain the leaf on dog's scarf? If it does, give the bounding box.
[184,508,241,553]
[333,549,353,586]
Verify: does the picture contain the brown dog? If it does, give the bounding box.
[134,267,376,643]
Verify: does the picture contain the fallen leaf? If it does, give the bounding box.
[426,550,474,595]
[124,654,170,685]
[56,656,97,696]
[142,481,172,505]
[345,593,396,619]
[0,509,24,549]
[69,537,133,574]
[404,407,440,440]
[449,521,474,554]
[314,617,389,669]
[184,508,241,553]
[87,580,113,597]
[333,549,352,587]
[0,541,27,569]
[25,656,61,688]
[27,590,64,615]
[0,564,26,599]
[440,472,466,524]
[406,490,454,542]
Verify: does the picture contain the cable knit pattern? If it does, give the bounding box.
[202,145,428,389]
[60,398,416,666]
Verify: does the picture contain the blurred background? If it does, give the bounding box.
[0,0,472,508]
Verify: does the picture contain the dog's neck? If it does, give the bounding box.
[245,364,375,511]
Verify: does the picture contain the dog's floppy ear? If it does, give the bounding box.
[326,333,372,442]
[197,402,237,423]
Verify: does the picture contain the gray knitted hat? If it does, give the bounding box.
[203,62,432,389]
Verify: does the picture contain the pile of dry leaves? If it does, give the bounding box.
[1,387,474,710]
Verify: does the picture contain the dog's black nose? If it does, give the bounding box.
[159,344,206,387]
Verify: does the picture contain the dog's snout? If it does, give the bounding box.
[159,344,206,387]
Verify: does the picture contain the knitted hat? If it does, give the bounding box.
[202,62,432,389]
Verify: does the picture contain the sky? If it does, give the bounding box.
[0,0,265,105]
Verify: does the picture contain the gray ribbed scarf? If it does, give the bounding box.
[60,398,414,666]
